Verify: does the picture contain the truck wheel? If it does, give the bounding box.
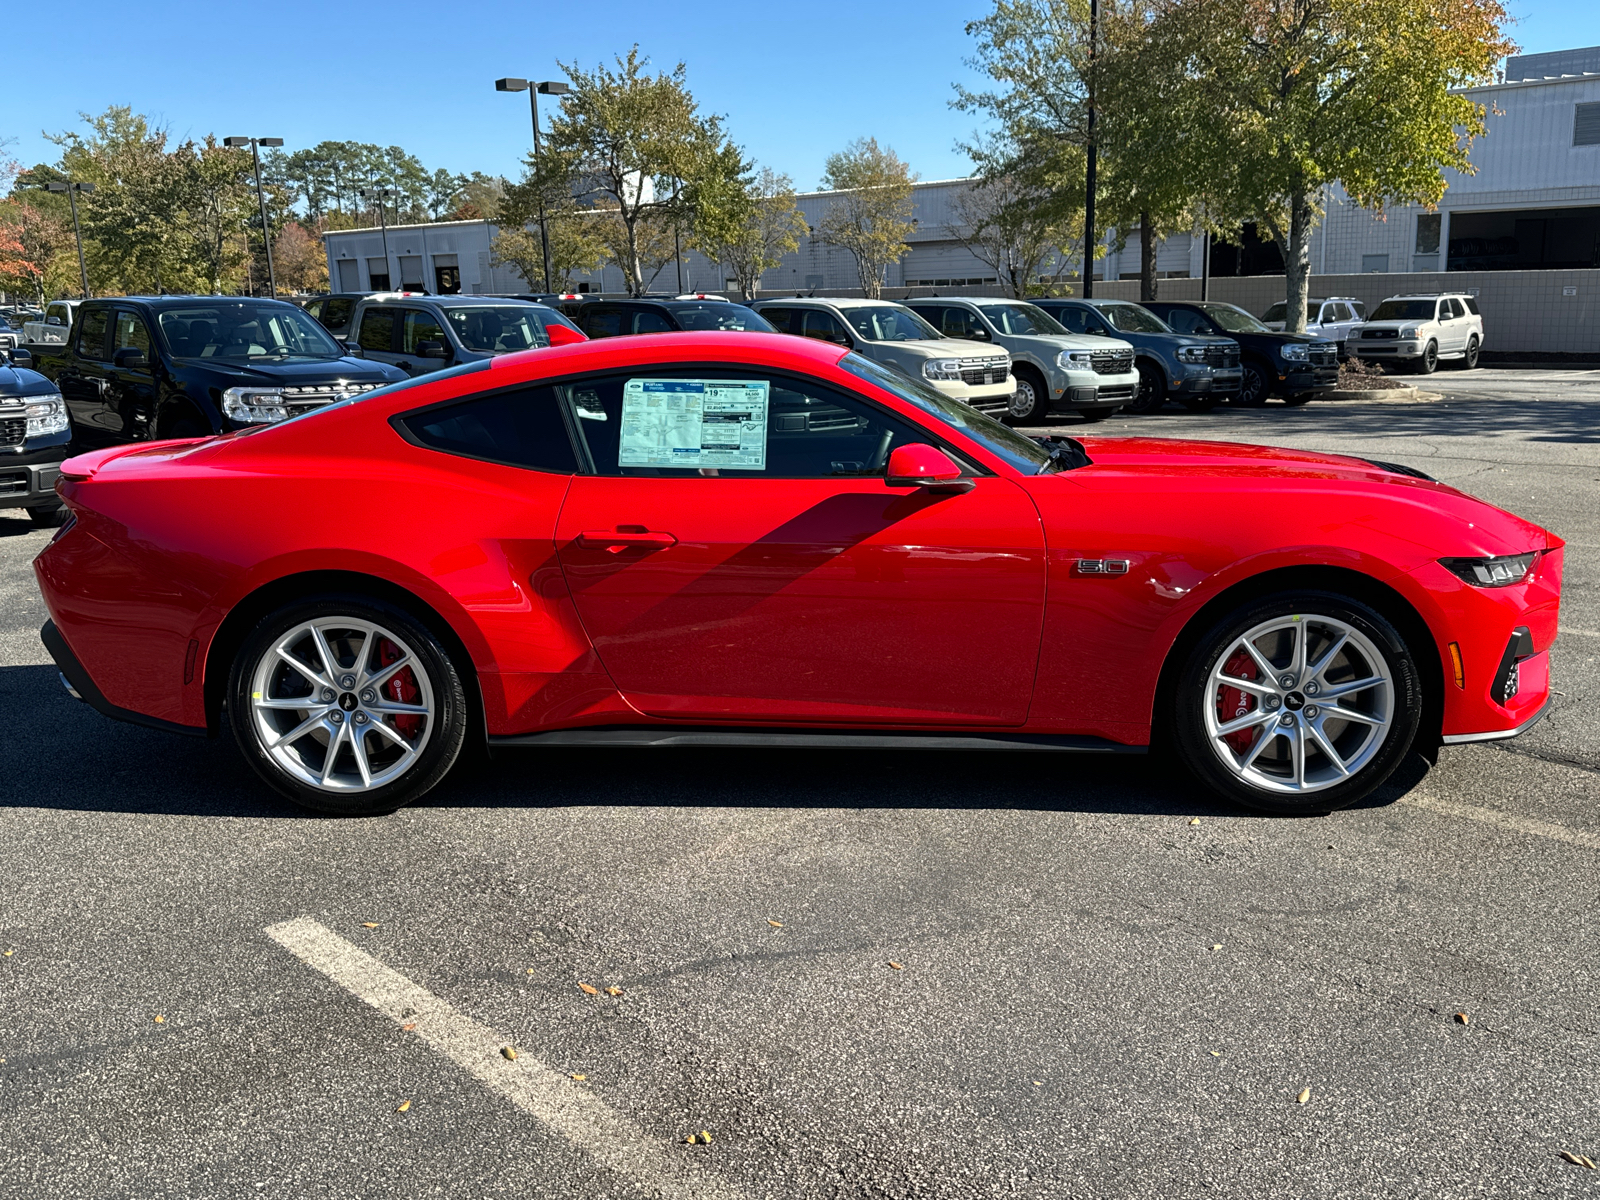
[1454,336,1479,370]
[1004,367,1049,425]
[1235,362,1270,406]
[28,504,70,528]
[1128,361,1167,413]
[1412,341,1438,375]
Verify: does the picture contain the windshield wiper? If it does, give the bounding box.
[1032,435,1093,474]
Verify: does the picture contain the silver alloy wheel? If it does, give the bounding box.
[248,617,435,792]
[1009,375,1039,419]
[1202,613,1394,795]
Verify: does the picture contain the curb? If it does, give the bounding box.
[1322,386,1444,402]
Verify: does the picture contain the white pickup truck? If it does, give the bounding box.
[23,300,80,346]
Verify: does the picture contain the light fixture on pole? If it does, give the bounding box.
[224,137,285,297]
[358,187,397,288]
[496,77,571,294]
[42,180,96,299]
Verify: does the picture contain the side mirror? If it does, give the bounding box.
[545,322,587,347]
[343,342,365,358]
[416,339,449,360]
[8,348,33,368]
[112,347,148,370]
[964,327,990,341]
[885,443,973,494]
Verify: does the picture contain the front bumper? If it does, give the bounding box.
[1048,368,1139,412]
[1353,341,1421,360]
[927,376,1014,415]
[1279,365,1340,394]
[1171,367,1242,395]
[0,442,68,510]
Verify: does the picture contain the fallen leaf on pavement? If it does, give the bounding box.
[685,1133,699,1145]
[526,968,535,975]
[767,919,783,928]
[1211,944,1223,952]
[1210,1051,1221,1057]
[2,950,12,956]
[570,1073,586,1081]
[395,1100,411,1113]
[605,986,623,997]
[1296,1087,1311,1104]
[362,922,378,929]
[1033,1080,1043,1086]
[402,1023,417,1032]
[153,1015,165,1024]
[888,961,903,970]
[700,1130,713,1144]
[1189,818,1201,826]
[501,1046,518,1061]
[1454,1012,1470,1025]
[1559,1152,1597,1168]
[579,982,599,995]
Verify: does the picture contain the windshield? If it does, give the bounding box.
[976,303,1068,337]
[843,305,941,342]
[1262,302,1318,324]
[443,305,565,353]
[1370,299,1439,321]
[838,353,1056,475]
[1098,304,1171,334]
[157,302,344,361]
[665,303,775,332]
[1202,303,1271,334]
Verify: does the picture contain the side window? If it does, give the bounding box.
[565,370,931,479]
[1349,301,1367,320]
[402,308,447,353]
[800,310,850,345]
[303,300,324,321]
[580,308,624,338]
[941,308,976,338]
[113,310,153,356]
[1163,308,1204,335]
[631,308,675,334]
[357,308,396,353]
[47,304,69,326]
[1048,306,1088,334]
[755,307,797,333]
[1463,297,1480,316]
[76,307,110,360]
[323,298,354,328]
[399,385,578,474]
[906,306,943,334]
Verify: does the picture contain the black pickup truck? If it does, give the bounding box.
[29,295,406,444]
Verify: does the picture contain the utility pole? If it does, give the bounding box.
[43,180,95,298]
[359,188,396,287]
[1200,230,1211,301]
[1083,0,1098,299]
[496,78,571,294]
[224,137,285,296]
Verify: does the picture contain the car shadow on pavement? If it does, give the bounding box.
[0,664,1433,820]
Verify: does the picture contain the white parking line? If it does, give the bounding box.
[1558,627,1600,639]
[1401,793,1600,852]
[266,917,743,1200]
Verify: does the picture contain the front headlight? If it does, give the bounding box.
[1175,346,1209,364]
[1057,350,1094,369]
[1280,343,1309,362]
[1439,552,1539,588]
[1400,325,1422,339]
[922,359,964,382]
[222,387,290,424]
[24,394,69,437]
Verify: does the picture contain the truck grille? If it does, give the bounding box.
[959,358,1011,386]
[1309,345,1338,368]
[1091,349,1135,375]
[0,418,25,448]
[1206,347,1240,369]
[1362,329,1398,340]
[0,470,27,495]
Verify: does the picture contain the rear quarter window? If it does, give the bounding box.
[399,384,578,473]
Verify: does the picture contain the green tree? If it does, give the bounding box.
[172,136,256,293]
[1148,0,1514,329]
[816,138,916,298]
[692,167,806,300]
[948,133,1083,297]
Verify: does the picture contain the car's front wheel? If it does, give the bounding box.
[1129,361,1167,413]
[229,595,468,815]
[1004,367,1048,424]
[1172,592,1421,815]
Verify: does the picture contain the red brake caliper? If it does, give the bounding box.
[377,638,423,741]
[1217,649,1259,754]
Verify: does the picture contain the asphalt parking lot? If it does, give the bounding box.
[1,366,1597,1199]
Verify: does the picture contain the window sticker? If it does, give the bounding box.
[618,379,769,469]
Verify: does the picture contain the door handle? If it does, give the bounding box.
[577,528,678,554]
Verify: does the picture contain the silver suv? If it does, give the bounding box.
[902,298,1139,424]
[1350,293,1484,374]
[1261,298,1366,356]
[751,298,1013,415]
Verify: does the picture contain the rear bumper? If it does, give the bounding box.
[40,619,207,737]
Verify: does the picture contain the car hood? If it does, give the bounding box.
[171,356,404,384]
[889,339,1009,360]
[1013,333,1134,353]
[0,363,57,399]
[1068,436,1555,554]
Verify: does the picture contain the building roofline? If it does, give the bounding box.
[794,177,975,199]
[1457,71,1600,94]
[321,217,490,240]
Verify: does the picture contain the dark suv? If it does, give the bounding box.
[1032,299,1242,413]
[576,298,776,338]
[31,296,406,442]
[0,348,73,525]
[1142,301,1338,406]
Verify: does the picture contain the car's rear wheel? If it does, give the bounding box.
[1172,592,1421,815]
[1412,341,1438,374]
[1004,367,1049,424]
[1129,361,1167,413]
[1456,335,1480,370]
[229,596,468,815]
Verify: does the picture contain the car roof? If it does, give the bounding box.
[1382,293,1469,300]
[363,293,551,308]
[115,295,309,309]
[757,297,907,309]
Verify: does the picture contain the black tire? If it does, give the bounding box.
[1177,395,1220,413]
[228,594,469,815]
[27,504,70,528]
[1282,392,1313,407]
[1079,406,1118,422]
[1412,341,1438,375]
[1129,361,1167,413]
[1172,590,1422,815]
[1234,361,1270,406]
[1455,336,1480,370]
[1003,366,1049,425]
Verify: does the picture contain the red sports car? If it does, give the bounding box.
[35,333,1561,816]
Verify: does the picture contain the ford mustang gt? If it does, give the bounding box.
[34,333,1561,816]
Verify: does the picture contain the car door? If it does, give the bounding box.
[553,365,1047,725]
[59,305,114,441]
[579,305,626,339]
[354,306,403,372]
[104,308,160,440]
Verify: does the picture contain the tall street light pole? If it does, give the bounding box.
[43,180,96,299]
[496,77,570,294]
[358,187,396,288]
[225,137,285,297]
[1083,0,1098,300]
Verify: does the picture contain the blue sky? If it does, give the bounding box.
[4,0,1596,195]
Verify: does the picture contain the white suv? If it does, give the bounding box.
[1261,297,1366,357]
[1350,293,1483,374]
